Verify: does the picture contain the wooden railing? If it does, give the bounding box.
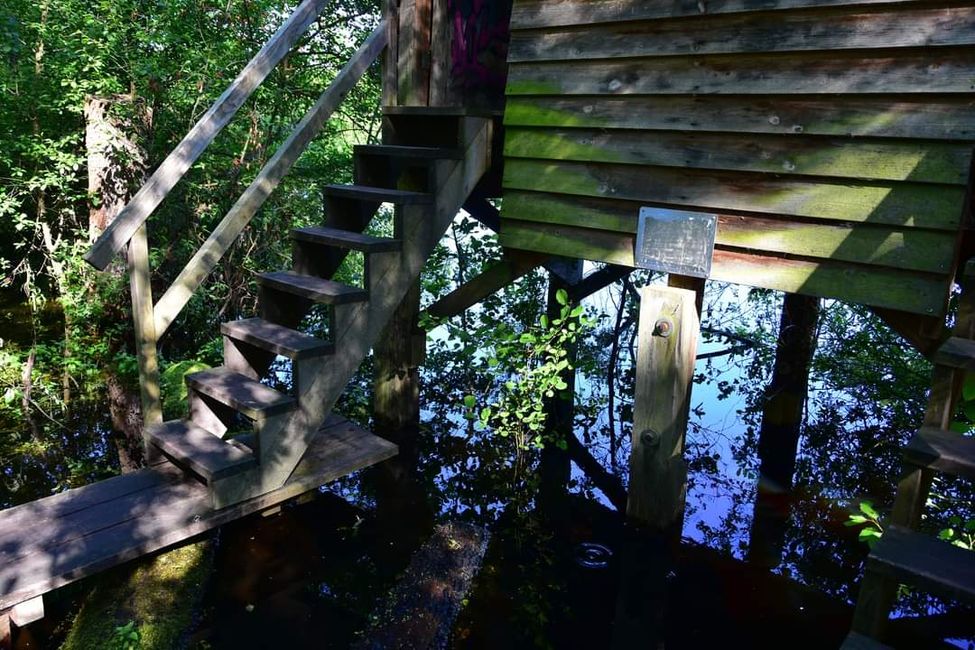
[84,0,389,426]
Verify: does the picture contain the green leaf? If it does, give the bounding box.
[480,407,492,421]
[570,305,584,318]
[540,315,549,328]
[463,395,476,409]
[859,501,880,520]
[556,288,568,306]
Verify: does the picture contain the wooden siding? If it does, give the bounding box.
[500,0,975,315]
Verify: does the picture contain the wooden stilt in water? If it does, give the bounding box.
[373,278,423,439]
[626,284,700,534]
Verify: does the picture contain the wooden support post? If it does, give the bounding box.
[667,274,704,315]
[626,285,700,534]
[373,278,423,439]
[383,0,399,106]
[128,223,163,435]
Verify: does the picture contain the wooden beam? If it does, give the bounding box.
[152,22,388,337]
[383,0,399,106]
[424,250,549,320]
[627,285,700,532]
[568,264,632,302]
[85,0,332,271]
[871,307,945,357]
[127,224,163,430]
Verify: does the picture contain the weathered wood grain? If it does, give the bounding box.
[152,23,387,337]
[499,219,951,315]
[127,224,163,429]
[504,128,973,185]
[503,160,966,230]
[509,6,975,62]
[903,426,975,480]
[501,192,956,273]
[0,418,396,611]
[507,50,975,96]
[503,96,975,141]
[384,0,400,105]
[627,285,698,530]
[85,0,332,271]
[511,0,947,29]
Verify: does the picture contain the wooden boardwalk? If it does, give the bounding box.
[0,416,396,613]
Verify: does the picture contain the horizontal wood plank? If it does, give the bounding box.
[502,159,966,229]
[501,191,957,273]
[510,0,940,29]
[504,128,973,185]
[507,50,975,96]
[503,96,975,140]
[499,219,950,314]
[509,6,975,62]
[0,418,397,610]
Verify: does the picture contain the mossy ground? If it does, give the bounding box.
[60,538,214,650]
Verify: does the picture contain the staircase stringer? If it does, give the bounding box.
[209,118,492,508]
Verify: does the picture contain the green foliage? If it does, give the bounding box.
[111,621,140,650]
[937,516,975,550]
[160,359,210,419]
[472,289,594,451]
[844,499,884,548]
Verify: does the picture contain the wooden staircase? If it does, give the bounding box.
[845,263,975,648]
[143,109,492,508]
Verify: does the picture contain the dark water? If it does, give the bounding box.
[2,284,973,649]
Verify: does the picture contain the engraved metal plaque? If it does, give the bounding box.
[635,207,717,278]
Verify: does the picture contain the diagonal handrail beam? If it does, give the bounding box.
[84,0,332,271]
[152,22,389,337]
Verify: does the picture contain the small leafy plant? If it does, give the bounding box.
[845,500,884,548]
[111,620,140,650]
[468,288,594,451]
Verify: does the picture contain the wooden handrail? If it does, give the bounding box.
[84,0,332,271]
[152,21,388,337]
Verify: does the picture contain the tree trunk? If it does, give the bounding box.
[84,94,150,470]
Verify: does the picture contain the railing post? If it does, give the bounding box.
[384,0,400,106]
[127,223,163,432]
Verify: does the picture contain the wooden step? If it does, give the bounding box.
[292,226,401,253]
[840,632,892,650]
[866,525,975,604]
[221,317,333,360]
[323,184,433,205]
[258,271,368,304]
[186,367,296,420]
[932,336,975,370]
[904,426,975,480]
[354,144,462,160]
[147,420,257,483]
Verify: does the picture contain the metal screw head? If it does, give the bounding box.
[654,317,674,338]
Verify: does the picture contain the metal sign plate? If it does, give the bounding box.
[635,207,717,278]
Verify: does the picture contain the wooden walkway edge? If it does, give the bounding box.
[0,417,396,612]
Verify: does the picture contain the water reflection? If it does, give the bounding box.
[2,278,973,648]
